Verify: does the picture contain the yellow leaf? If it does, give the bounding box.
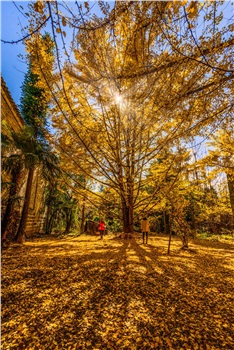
[187,2,198,19]
[84,2,89,10]
[62,17,66,26]
[34,1,43,14]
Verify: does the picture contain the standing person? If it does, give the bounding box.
[141,217,150,244]
[98,219,105,239]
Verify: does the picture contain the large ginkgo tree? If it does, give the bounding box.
[7,1,233,233]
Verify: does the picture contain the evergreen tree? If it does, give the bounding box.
[16,34,55,242]
[20,65,47,138]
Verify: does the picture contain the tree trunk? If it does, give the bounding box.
[122,199,134,236]
[167,216,173,254]
[44,205,52,234]
[191,205,197,239]
[64,209,72,234]
[50,212,57,233]
[128,195,134,234]
[1,165,21,242]
[163,210,167,235]
[181,233,189,249]
[227,174,234,229]
[80,198,86,234]
[15,166,35,243]
[45,208,57,234]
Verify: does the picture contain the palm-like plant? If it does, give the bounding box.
[1,133,23,242]
[2,126,59,243]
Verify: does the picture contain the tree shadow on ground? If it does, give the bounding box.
[127,239,234,349]
[2,235,234,350]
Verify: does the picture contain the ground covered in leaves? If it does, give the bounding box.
[2,234,234,350]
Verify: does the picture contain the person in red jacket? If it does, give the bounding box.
[98,220,105,239]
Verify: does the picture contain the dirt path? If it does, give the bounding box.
[2,234,234,349]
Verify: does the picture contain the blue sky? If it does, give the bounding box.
[1,1,109,105]
[1,1,28,105]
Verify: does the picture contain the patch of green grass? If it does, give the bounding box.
[197,232,209,239]
[197,232,234,241]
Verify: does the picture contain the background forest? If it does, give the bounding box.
[1,0,234,246]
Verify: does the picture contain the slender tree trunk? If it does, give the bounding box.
[227,174,234,230]
[167,215,173,254]
[45,205,52,234]
[64,209,73,234]
[128,194,134,234]
[163,210,167,235]
[46,209,58,234]
[181,234,189,249]
[15,166,35,243]
[80,198,86,234]
[1,165,21,242]
[49,212,57,234]
[181,225,189,248]
[191,206,197,239]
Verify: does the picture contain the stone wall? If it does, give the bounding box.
[1,77,24,133]
[1,76,46,237]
